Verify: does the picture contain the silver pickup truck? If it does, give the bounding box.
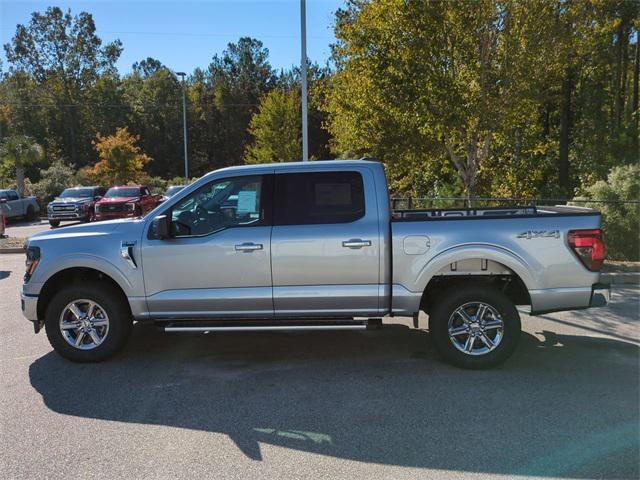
[21,160,609,368]
[0,189,40,220]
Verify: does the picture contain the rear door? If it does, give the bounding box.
[271,167,381,317]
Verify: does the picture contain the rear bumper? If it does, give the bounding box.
[589,282,610,308]
[529,283,610,315]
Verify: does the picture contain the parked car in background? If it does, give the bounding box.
[160,185,185,203]
[0,189,39,221]
[94,185,162,221]
[47,186,106,228]
[0,199,6,237]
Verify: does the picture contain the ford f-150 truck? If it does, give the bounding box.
[20,161,609,368]
[47,186,107,227]
[94,185,161,221]
[0,189,40,221]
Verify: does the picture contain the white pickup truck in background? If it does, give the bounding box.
[0,189,40,221]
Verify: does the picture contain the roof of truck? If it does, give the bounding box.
[206,159,381,178]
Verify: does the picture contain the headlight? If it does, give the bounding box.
[24,245,40,282]
[47,205,53,212]
[125,203,136,211]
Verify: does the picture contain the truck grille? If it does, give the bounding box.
[101,203,125,212]
[52,205,76,212]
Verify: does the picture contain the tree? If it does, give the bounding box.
[245,89,301,164]
[326,0,548,204]
[29,159,76,202]
[4,7,122,166]
[0,135,44,195]
[86,127,151,185]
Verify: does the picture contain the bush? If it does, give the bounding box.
[574,164,640,261]
[29,160,77,204]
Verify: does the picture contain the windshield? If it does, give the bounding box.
[105,187,139,198]
[165,186,184,197]
[60,188,93,198]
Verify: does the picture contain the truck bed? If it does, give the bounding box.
[392,204,600,221]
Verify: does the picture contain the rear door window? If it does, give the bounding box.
[274,171,365,225]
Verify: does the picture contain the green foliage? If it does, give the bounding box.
[574,164,640,261]
[29,159,76,203]
[0,135,44,195]
[245,89,301,163]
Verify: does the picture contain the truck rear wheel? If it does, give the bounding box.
[44,282,132,362]
[25,205,35,221]
[428,285,521,369]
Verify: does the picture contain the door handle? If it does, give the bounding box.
[342,239,372,249]
[235,242,263,252]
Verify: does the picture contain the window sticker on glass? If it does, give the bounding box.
[236,190,258,212]
[315,183,352,206]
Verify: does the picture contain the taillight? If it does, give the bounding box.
[568,229,605,272]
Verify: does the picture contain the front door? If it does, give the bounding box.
[271,168,381,317]
[142,174,273,318]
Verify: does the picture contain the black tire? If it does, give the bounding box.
[49,220,60,228]
[44,282,132,362]
[428,285,521,369]
[25,205,35,221]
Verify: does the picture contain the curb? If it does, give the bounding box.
[601,272,640,285]
[0,247,24,254]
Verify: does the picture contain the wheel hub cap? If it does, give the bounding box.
[59,299,110,350]
[447,302,504,356]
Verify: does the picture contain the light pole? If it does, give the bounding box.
[300,0,309,161]
[176,71,189,179]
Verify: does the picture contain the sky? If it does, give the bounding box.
[0,0,344,74]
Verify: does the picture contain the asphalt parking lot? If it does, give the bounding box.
[0,252,638,480]
[4,218,81,238]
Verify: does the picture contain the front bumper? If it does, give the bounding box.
[21,291,39,321]
[95,211,136,220]
[48,212,87,220]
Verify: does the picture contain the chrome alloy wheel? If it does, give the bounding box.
[59,299,110,350]
[447,302,504,356]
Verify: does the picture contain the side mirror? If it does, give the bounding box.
[150,214,170,240]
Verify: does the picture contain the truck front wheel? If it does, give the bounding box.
[428,285,521,369]
[44,282,132,362]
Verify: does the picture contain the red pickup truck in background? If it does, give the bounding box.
[94,185,162,221]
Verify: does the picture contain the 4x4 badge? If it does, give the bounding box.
[517,230,560,240]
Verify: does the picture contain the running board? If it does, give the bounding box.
[160,318,383,333]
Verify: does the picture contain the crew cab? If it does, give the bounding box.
[47,186,106,227]
[0,189,39,221]
[21,161,609,368]
[94,185,161,221]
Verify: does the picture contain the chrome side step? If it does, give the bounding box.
[161,318,383,333]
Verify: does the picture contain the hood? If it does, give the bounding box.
[28,217,142,242]
[50,197,93,204]
[97,196,139,204]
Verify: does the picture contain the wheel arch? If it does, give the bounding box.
[37,267,131,320]
[416,246,534,314]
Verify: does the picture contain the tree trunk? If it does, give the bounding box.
[559,68,572,195]
[15,164,25,197]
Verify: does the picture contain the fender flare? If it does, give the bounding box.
[414,243,538,294]
[38,253,135,297]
